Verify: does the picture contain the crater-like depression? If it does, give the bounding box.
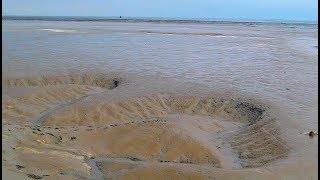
[2,73,290,179]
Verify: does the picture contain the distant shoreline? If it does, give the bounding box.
[2,15,317,26]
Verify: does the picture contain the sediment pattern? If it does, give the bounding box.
[41,95,266,126]
[228,117,289,168]
[2,74,290,179]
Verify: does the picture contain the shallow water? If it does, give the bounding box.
[2,19,318,179]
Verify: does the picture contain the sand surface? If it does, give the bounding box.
[2,72,316,180]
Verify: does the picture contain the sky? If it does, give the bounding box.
[2,0,318,21]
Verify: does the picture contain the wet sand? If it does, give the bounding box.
[3,72,315,180]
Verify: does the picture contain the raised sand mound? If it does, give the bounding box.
[2,73,122,124]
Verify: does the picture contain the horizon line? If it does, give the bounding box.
[2,15,318,25]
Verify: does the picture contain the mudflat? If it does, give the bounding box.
[2,19,318,179]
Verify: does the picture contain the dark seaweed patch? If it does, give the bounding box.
[16,165,25,170]
[27,174,42,179]
[235,102,265,124]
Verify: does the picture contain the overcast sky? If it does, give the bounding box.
[2,0,318,21]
